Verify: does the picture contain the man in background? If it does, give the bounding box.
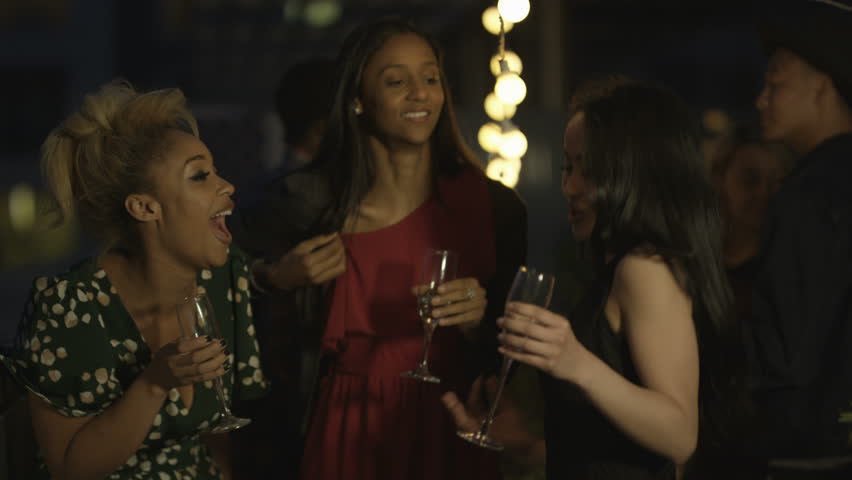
[746,1,852,477]
[265,58,335,174]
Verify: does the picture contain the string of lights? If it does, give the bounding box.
[479,0,530,188]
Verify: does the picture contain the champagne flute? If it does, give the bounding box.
[457,265,555,450]
[176,293,251,433]
[401,249,459,383]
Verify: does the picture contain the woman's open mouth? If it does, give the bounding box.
[210,209,233,244]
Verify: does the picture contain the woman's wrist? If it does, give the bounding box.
[569,346,606,391]
[137,368,170,399]
[249,259,272,294]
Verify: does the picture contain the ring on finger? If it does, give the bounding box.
[465,288,476,300]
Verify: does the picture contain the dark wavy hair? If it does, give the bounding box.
[307,17,481,232]
[570,78,744,462]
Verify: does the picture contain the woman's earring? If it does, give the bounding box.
[353,101,363,115]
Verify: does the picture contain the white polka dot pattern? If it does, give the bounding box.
[0,248,265,479]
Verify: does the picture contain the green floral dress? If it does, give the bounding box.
[0,247,268,479]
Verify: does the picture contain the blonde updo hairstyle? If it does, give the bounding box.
[41,79,199,251]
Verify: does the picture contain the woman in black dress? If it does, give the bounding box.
[447,78,742,479]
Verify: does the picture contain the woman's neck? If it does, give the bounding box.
[361,139,433,212]
[101,246,196,317]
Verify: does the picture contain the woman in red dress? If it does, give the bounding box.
[233,17,527,479]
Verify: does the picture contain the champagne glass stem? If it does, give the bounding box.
[480,356,513,436]
[212,378,232,416]
[417,325,436,370]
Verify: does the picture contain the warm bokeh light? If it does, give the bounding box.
[480,0,531,190]
[702,108,731,134]
[495,72,527,105]
[497,0,530,23]
[8,183,36,233]
[498,128,528,159]
[478,122,503,153]
[481,6,514,35]
[486,157,520,188]
[304,0,342,27]
[504,156,522,170]
[484,93,517,121]
[489,51,523,77]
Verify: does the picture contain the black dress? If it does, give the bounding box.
[541,255,676,479]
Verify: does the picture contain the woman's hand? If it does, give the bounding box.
[261,233,346,290]
[32,336,229,480]
[417,277,486,329]
[441,376,543,458]
[142,336,229,395]
[497,302,593,384]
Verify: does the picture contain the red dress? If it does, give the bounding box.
[299,169,502,479]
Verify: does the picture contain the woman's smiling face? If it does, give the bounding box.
[143,129,235,269]
[359,32,445,148]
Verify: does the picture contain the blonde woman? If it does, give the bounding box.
[0,80,267,479]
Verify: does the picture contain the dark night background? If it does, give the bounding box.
[0,0,767,331]
[0,1,767,476]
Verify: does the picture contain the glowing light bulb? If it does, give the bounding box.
[489,51,523,77]
[478,122,503,153]
[481,6,514,35]
[497,0,530,23]
[495,72,527,105]
[484,93,517,121]
[500,166,519,188]
[486,157,505,179]
[505,156,522,170]
[498,128,528,159]
[486,157,520,188]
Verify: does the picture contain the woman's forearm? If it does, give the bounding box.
[575,354,698,465]
[46,372,168,480]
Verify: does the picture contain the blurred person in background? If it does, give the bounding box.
[708,123,792,327]
[231,57,336,479]
[266,58,336,174]
[744,0,852,477]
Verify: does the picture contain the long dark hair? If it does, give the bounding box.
[572,79,744,459]
[308,17,481,233]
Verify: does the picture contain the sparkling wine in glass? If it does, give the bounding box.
[176,293,251,434]
[401,249,459,383]
[457,265,555,450]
